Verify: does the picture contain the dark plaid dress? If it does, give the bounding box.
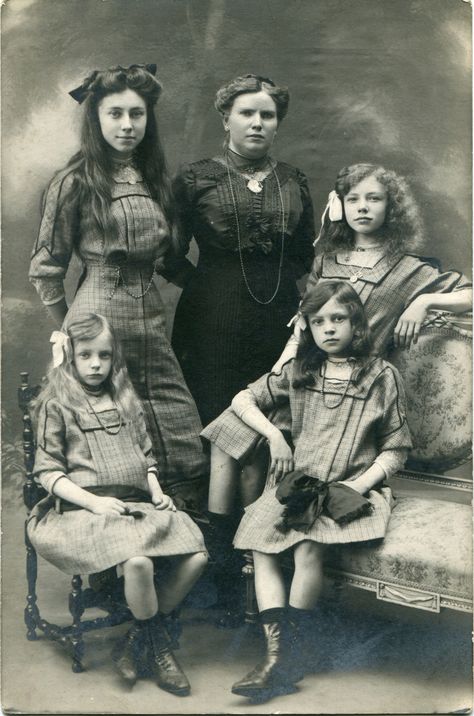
[202,251,471,463]
[162,158,315,427]
[29,167,208,505]
[27,399,206,575]
[224,358,412,550]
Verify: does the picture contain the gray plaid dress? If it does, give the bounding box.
[27,399,206,575]
[204,358,412,549]
[29,167,208,505]
[201,251,471,463]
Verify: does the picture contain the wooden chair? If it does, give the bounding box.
[19,371,132,672]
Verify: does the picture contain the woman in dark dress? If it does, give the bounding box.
[162,74,316,622]
[164,74,315,429]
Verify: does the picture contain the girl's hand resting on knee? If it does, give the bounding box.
[152,493,176,512]
[90,496,128,515]
[268,431,294,482]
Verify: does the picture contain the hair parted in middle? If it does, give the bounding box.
[32,313,143,422]
[60,64,174,244]
[316,163,425,257]
[214,74,290,122]
[292,280,373,389]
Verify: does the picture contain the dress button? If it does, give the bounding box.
[350,275,359,283]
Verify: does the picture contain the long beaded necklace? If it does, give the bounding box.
[321,359,355,408]
[83,388,123,435]
[225,152,286,305]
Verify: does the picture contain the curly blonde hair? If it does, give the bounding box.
[316,164,425,256]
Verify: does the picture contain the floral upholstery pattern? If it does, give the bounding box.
[329,496,472,601]
[388,313,472,471]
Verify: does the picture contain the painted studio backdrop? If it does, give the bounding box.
[2,0,471,427]
[1,0,472,711]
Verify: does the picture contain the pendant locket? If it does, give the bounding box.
[247,178,263,193]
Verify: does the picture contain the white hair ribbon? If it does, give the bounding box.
[287,312,307,333]
[50,331,72,368]
[313,190,344,246]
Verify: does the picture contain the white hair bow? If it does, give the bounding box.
[287,312,307,333]
[50,331,72,368]
[313,190,344,246]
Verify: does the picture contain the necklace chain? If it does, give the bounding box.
[103,265,157,300]
[225,152,285,305]
[84,394,123,435]
[321,360,355,408]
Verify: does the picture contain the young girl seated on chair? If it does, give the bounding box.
[27,313,208,696]
[204,280,412,700]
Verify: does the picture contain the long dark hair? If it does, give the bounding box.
[316,163,424,257]
[292,280,373,389]
[62,65,174,244]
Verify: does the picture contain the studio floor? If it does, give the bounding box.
[1,490,472,716]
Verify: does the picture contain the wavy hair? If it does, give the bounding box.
[60,64,174,246]
[316,164,425,257]
[215,74,290,126]
[32,313,143,423]
[292,280,373,389]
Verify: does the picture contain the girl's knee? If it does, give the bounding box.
[294,541,325,568]
[124,555,154,578]
[191,550,208,573]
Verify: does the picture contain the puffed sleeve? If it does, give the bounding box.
[33,400,70,494]
[402,256,471,307]
[287,169,316,280]
[375,364,413,454]
[29,169,80,305]
[245,360,293,413]
[160,166,198,287]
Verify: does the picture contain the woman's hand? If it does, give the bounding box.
[152,493,176,512]
[393,295,429,349]
[90,496,128,515]
[268,431,294,482]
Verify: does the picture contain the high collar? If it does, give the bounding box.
[226,147,271,172]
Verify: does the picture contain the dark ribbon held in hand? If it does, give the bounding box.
[275,470,373,533]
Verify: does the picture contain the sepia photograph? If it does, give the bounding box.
[1,0,472,714]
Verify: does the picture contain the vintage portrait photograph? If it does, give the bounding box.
[1,0,472,714]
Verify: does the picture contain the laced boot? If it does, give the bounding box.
[231,608,296,699]
[146,612,191,696]
[112,621,144,685]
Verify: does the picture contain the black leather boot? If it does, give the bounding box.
[146,613,191,696]
[112,621,144,685]
[231,611,295,698]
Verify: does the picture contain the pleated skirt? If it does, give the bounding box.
[27,502,207,575]
[234,485,395,551]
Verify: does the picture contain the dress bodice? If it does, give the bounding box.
[29,168,172,304]
[162,157,315,287]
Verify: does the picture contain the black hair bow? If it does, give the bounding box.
[69,63,158,103]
